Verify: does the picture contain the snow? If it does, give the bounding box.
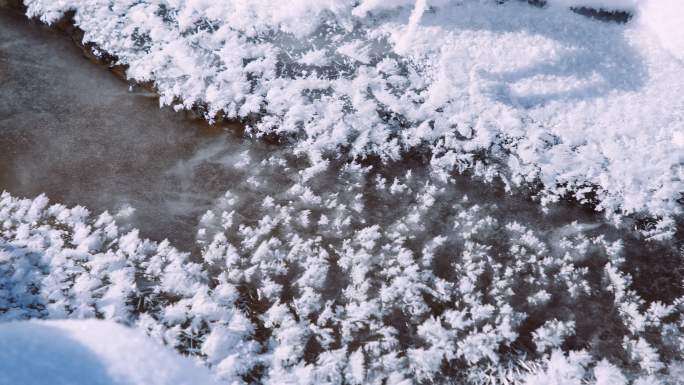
[20,0,684,227]
[0,319,217,385]
[638,0,684,62]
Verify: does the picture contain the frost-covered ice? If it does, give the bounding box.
[638,0,684,62]
[0,320,217,385]
[1,158,683,384]
[546,0,639,11]
[2,1,684,384]
[21,0,684,226]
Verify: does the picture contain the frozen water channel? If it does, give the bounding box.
[0,6,681,303]
[0,8,272,248]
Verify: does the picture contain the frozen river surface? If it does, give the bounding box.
[0,8,270,248]
[3,6,684,383]
[0,7,681,301]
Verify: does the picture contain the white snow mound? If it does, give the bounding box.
[0,320,217,385]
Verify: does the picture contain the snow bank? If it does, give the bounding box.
[20,0,684,225]
[0,319,217,385]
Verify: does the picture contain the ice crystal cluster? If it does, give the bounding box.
[21,0,684,226]
[2,148,683,384]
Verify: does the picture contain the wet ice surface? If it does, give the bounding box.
[0,9,275,248]
[0,8,681,300]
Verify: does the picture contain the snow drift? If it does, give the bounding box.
[0,320,217,385]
